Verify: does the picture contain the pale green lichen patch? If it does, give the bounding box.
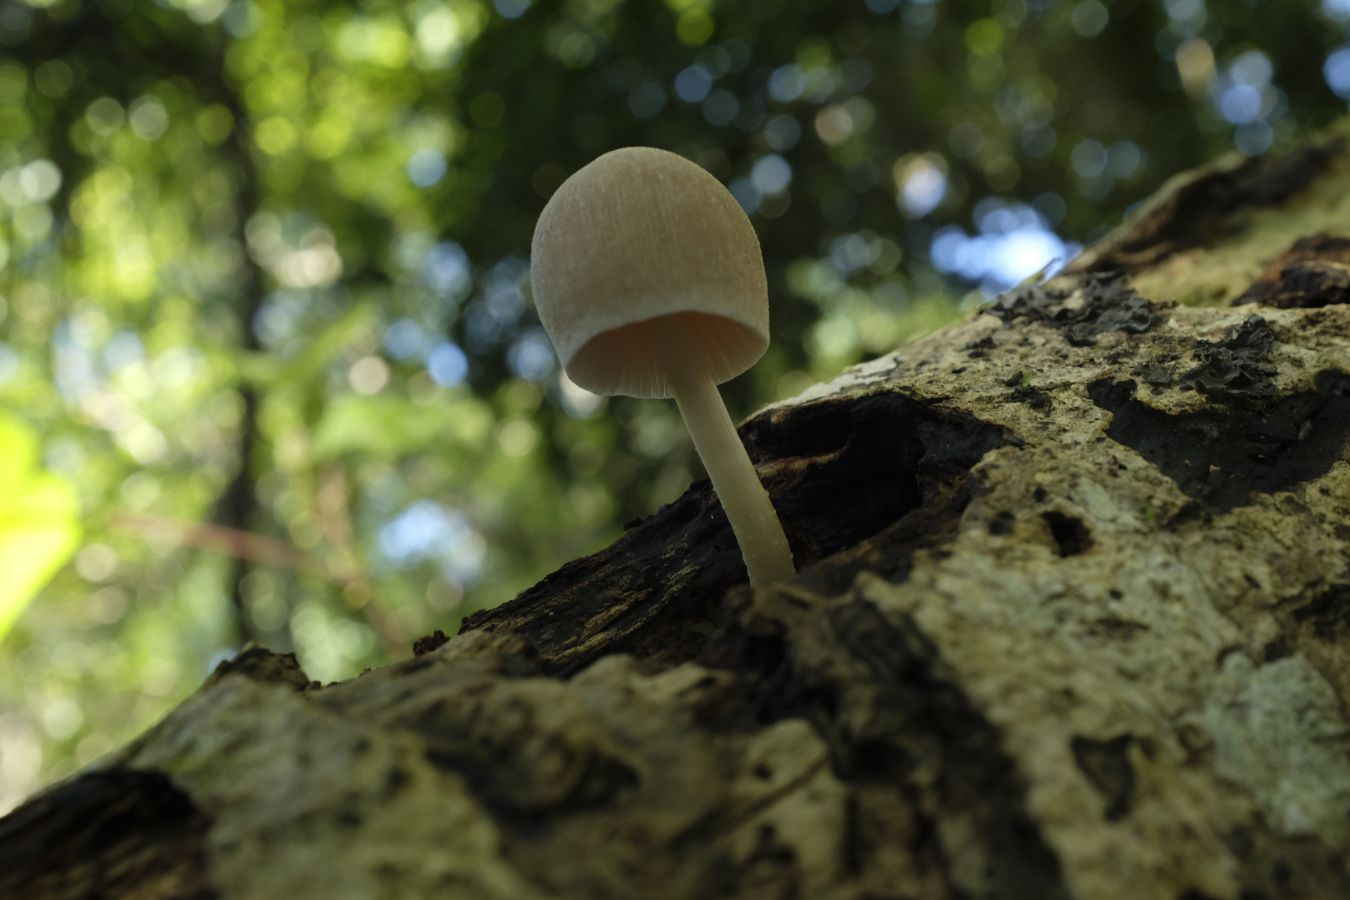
[125,676,551,900]
[1204,652,1350,840]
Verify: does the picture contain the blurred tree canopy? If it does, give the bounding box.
[1,0,1348,809]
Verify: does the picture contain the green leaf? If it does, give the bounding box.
[0,414,82,642]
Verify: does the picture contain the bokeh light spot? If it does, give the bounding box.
[427,341,469,386]
[768,64,806,103]
[750,154,792,195]
[494,0,531,19]
[965,19,1004,56]
[814,105,854,145]
[1070,0,1109,38]
[196,104,235,144]
[507,329,556,381]
[1325,47,1350,99]
[674,64,714,103]
[34,60,73,98]
[348,356,390,395]
[677,10,714,47]
[894,154,948,217]
[253,116,296,155]
[86,97,125,136]
[18,160,60,202]
[407,149,448,187]
[426,242,471,296]
[128,96,169,141]
[762,114,801,151]
[1070,139,1109,177]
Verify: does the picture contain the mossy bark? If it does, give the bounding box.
[3,125,1350,900]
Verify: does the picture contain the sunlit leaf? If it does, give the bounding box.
[0,414,81,642]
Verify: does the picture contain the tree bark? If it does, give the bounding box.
[3,125,1349,900]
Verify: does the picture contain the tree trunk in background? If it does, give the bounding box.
[3,125,1349,900]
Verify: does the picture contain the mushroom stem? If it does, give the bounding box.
[663,345,795,587]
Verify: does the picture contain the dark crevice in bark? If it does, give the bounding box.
[459,393,1005,676]
[1070,733,1136,821]
[1044,511,1093,557]
[1288,583,1350,640]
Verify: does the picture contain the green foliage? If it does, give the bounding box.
[2,0,1348,810]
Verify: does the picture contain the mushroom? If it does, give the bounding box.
[530,146,796,587]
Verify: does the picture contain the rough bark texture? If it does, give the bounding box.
[4,125,1350,900]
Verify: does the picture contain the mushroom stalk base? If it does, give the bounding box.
[666,364,795,588]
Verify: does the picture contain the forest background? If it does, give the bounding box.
[2,0,1348,812]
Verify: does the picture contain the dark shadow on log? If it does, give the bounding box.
[701,591,1072,898]
[0,770,215,900]
[1089,369,1350,512]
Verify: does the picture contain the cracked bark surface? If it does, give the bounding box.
[3,125,1350,900]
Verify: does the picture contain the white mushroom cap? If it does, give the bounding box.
[530,147,769,399]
